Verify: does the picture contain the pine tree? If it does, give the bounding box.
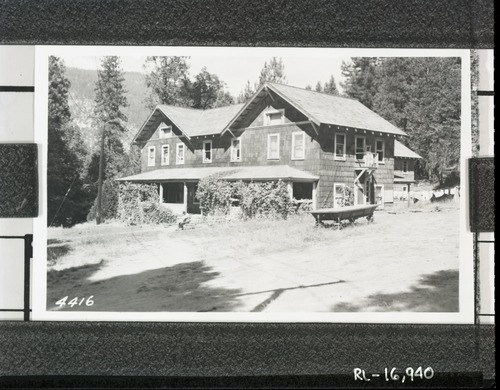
[91,56,129,223]
[323,75,339,95]
[257,57,287,86]
[340,57,379,108]
[237,80,256,103]
[47,57,91,227]
[314,81,323,92]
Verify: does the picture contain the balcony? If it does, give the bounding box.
[361,152,379,168]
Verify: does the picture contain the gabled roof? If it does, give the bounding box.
[134,82,407,145]
[117,165,319,182]
[133,103,244,144]
[224,82,407,136]
[394,140,422,159]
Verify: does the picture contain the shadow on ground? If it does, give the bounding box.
[332,269,459,312]
[47,260,243,312]
[47,239,72,267]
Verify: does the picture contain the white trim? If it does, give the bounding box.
[291,131,305,160]
[334,132,347,161]
[267,133,280,160]
[147,145,156,167]
[161,144,170,166]
[231,137,242,162]
[176,143,185,165]
[202,140,212,163]
[355,135,366,160]
[333,183,346,208]
[264,108,285,126]
[375,138,385,164]
[375,184,385,206]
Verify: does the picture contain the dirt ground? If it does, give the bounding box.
[47,203,460,313]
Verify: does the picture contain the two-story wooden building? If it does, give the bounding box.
[119,82,418,214]
[393,140,423,200]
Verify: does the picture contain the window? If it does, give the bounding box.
[403,186,408,192]
[355,136,366,160]
[264,109,284,125]
[162,183,184,204]
[231,138,241,162]
[292,132,305,160]
[375,184,384,205]
[147,146,155,167]
[203,140,212,163]
[333,183,346,208]
[402,160,409,172]
[334,133,346,160]
[267,134,280,159]
[161,145,169,166]
[176,143,185,165]
[159,125,172,139]
[375,139,385,163]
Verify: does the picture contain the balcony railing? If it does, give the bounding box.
[362,152,379,168]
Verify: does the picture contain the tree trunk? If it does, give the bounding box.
[96,125,105,225]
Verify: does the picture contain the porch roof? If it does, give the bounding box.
[117,165,319,183]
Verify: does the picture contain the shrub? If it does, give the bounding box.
[117,182,176,225]
[196,174,233,216]
[196,177,293,219]
[87,179,120,222]
[291,198,313,214]
[338,185,355,207]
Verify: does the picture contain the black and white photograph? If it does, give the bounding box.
[33,47,472,322]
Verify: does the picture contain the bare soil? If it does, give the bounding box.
[47,202,460,313]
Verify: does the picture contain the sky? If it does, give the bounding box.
[62,53,350,97]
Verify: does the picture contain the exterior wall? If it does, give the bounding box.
[140,109,321,172]
[394,158,416,182]
[316,126,396,208]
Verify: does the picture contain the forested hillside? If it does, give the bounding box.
[65,67,149,149]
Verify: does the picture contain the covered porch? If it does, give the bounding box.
[117,165,319,214]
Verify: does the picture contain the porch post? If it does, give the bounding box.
[407,183,411,208]
[158,183,163,204]
[287,181,293,200]
[312,181,317,210]
[183,182,188,213]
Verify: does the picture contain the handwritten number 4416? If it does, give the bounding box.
[55,296,94,308]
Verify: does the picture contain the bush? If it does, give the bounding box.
[117,182,176,225]
[196,174,234,216]
[337,185,355,207]
[87,179,120,222]
[291,198,313,214]
[196,176,292,219]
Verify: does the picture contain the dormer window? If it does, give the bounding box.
[264,109,285,126]
[159,125,172,139]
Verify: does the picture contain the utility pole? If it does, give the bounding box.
[96,123,106,225]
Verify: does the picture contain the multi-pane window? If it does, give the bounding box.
[334,133,346,160]
[267,134,280,159]
[147,146,155,166]
[264,109,284,126]
[292,132,305,160]
[203,140,212,163]
[176,143,185,165]
[231,138,241,162]
[159,125,172,139]
[402,160,408,172]
[161,145,169,165]
[375,139,385,162]
[355,136,366,160]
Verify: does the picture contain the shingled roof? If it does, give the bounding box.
[133,103,244,144]
[133,82,407,145]
[394,140,422,159]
